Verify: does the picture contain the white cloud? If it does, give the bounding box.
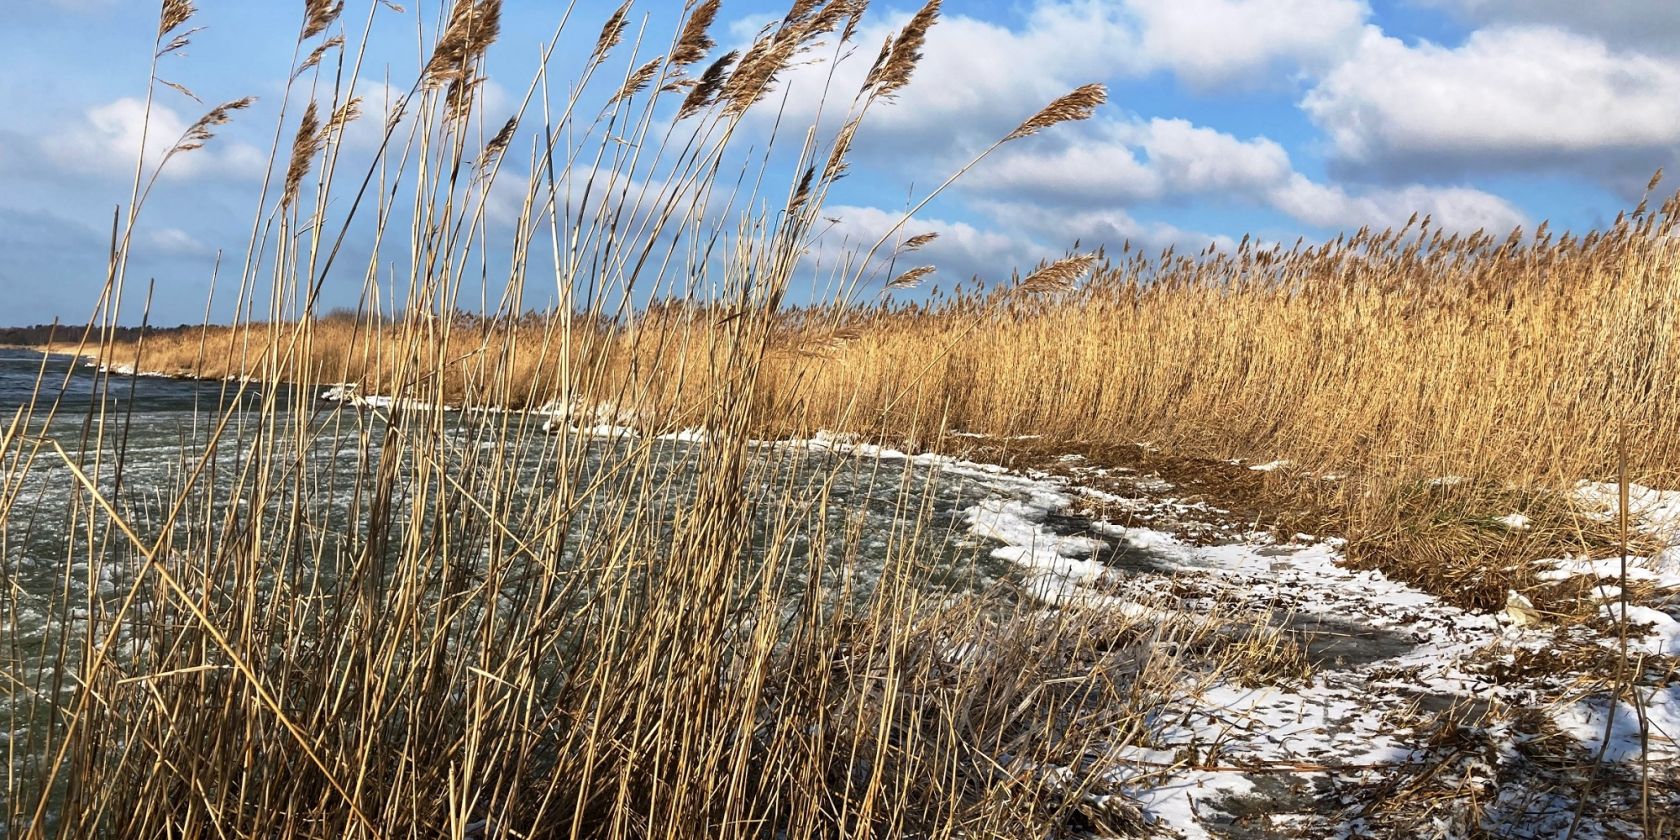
[812,204,1044,291]
[1127,0,1370,86]
[1303,26,1680,175]
[1415,1,1680,54]
[751,3,1140,157]
[979,200,1237,255]
[964,113,1519,234]
[752,0,1374,157]
[1267,174,1526,233]
[144,227,211,256]
[968,119,1293,205]
[44,97,267,182]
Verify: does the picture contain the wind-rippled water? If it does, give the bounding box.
[0,347,1028,804]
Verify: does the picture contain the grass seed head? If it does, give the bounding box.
[886,265,936,291]
[672,0,721,68]
[1004,83,1106,142]
[302,0,344,40]
[281,101,323,210]
[1019,253,1096,294]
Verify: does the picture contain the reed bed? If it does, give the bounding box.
[3,0,1301,836]
[86,197,1680,607]
[6,0,1677,836]
[100,214,1680,492]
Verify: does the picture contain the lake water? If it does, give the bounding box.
[0,347,1034,829]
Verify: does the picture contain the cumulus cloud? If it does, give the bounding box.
[1415,0,1680,54]
[965,114,1522,235]
[144,227,212,256]
[967,118,1293,206]
[1268,175,1526,233]
[1127,0,1370,86]
[751,0,1371,159]
[977,199,1236,256]
[752,2,1138,157]
[811,204,1045,291]
[1302,26,1680,181]
[43,97,267,182]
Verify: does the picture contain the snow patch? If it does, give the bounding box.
[1552,685,1680,762]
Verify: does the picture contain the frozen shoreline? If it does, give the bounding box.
[805,431,1680,838]
[44,353,1680,836]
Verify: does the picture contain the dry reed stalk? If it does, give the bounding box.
[671,0,721,69]
[15,1,1680,837]
[866,0,939,98]
[1004,83,1108,141]
[281,101,323,210]
[1019,253,1096,294]
[885,265,935,291]
[301,0,343,40]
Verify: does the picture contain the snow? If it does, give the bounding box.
[1498,513,1532,530]
[1552,685,1680,762]
[1599,602,1680,657]
[1531,481,1680,658]
[655,428,712,443]
[1573,481,1680,543]
[1249,459,1290,472]
[318,384,453,413]
[909,444,1679,834]
[1536,555,1680,589]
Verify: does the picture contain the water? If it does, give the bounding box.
[0,348,1032,824]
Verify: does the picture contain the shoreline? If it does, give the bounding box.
[5,344,1677,833]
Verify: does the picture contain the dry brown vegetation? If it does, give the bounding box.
[6,0,1677,836]
[80,201,1680,611]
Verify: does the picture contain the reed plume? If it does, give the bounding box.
[721,29,801,115]
[866,0,939,98]
[678,50,736,117]
[672,0,721,69]
[614,59,663,103]
[301,0,344,40]
[170,97,256,155]
[293,35,345,80]
[422,0,502,89]
[1018,253,1095,294]
[1004,83,1107,142]
[326,97,361,134]
[158,0,195,39]
[593,2,631,63]
[281,101,323,210]
[901,232,939,252]
[479,116,517,171]
[885,265,935,291]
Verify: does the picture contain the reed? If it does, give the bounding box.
[7,0,1677,836]
[3,1,1289,837]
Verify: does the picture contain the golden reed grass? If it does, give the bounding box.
[78,209,1680,613]
[8,0,1675,836]
[6,1,1285,837]
[91,212,1680,494]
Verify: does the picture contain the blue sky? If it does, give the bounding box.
[3,0,1678,324]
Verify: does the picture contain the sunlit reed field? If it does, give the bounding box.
[84,201,1680,610]
[5,0,1678,837]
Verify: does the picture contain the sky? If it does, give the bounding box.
[3,0,1679,325]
